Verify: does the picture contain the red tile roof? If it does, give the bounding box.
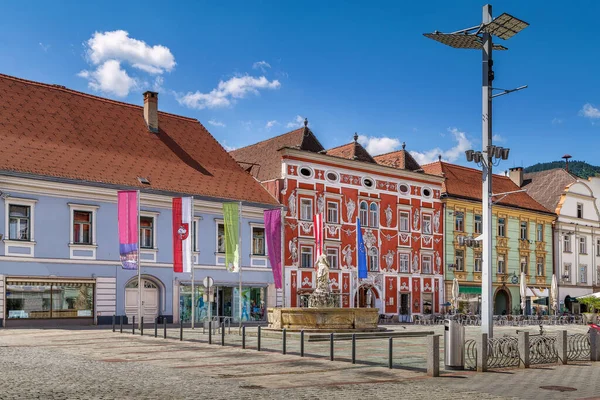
[522,169,577,212]
[0,73,277,205]
[374,148,421,171]
[229,127,324,181]
[421,161,552,214]
[326,141,376,163]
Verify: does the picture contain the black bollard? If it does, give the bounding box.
[132,316,135,335]
[208,321,212,344]
[257,326,261,351]
[163,317,167,339]
[300,330,304,357]
[330,333,334,361]
[242,326,246,349]
[351,334,356,364]
[388,337,393,369]
[112,315,116,332]
[140,316,144,336]
[221,322,225,346]
[180,319,183,341]
[120,315,123,333]
[282,328,287,355]
[154,317,158,338]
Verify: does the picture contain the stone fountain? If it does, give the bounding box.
[267,255,380,332]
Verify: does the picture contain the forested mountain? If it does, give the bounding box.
[524,160,600,179]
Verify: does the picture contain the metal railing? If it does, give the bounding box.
[567,334,590,361]
[529,335,557,365]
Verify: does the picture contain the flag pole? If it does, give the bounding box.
[137,190,142,329]
[238,201,243,330]
[191,197,195,329]
[280,205,286,307]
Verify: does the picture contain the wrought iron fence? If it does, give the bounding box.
[487,336,520,368]
[567,334,590,361]
[529,335,557,365]
[464,339,477,370]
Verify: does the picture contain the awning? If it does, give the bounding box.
[526,287,549,297]
[459,286,481,294]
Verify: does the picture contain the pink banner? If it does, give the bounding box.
[118,191,139,270]
[264,209,282,289]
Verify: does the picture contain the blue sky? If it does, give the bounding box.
[1,1,599,168]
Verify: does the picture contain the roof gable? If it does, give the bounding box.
[522,168,577,212]
[374,146,421,171]
[326,137,376,163]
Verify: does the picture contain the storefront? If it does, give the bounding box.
[179,282,267,323]
[458,286,481,315]
[5,278,95,326]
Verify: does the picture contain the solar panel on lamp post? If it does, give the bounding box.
[423,4,528,338]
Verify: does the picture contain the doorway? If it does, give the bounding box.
[125,278,159,321]
[493,288,510,315]
[399,293,411,322]
[355,284,378,308]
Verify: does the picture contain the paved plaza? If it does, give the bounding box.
[0,325,599,399]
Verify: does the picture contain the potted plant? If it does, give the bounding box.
[577,296,600,324]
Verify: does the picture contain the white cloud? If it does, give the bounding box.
[78,30,175,97]
[176,75,280,109]
[220,141,236,151]
[286,115,305,128]
[357,135,401,156]
[77,60,137,97]
[580,103,600,119]
[492,134,505,143]
[551,118,564,125]
[253,61,271,72]
[241,120,253,131]
[410,128,472,165]
[266,120,278,130]
[208,119,226,127]
[39,42,50,52]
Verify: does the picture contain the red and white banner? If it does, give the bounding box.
[173,197,193,273]
[313,212,323,263]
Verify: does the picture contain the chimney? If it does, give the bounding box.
[143,91,159,133]
[508,167,523,187]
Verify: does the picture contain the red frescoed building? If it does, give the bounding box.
[231,123,445,318]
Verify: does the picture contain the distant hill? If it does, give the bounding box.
[524,160,600,179]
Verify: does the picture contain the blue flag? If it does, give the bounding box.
[357,218,368,279]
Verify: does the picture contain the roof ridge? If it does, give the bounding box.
[326,142,354,151]
[373,148,409,158]
[0,72,199,123]
[231,128,304,152]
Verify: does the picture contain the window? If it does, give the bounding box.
[217,223,225,253]
[139,216,154,249]
[359,201,368,225]
[326,202,339,224]
[536,257,544,276]
[455,250,464,272]
[399,184,410,194]
[369,203,379,227]
[520,221,528,240]
[474,215,482,234]
[455,212,464,232]
[498,217,506,237]
[362,177,374,189]
[580,265,588,284]
[72,211,92,244]
[300,246,313,268]
[326,171,339,182]
[300,198,313,221]
[564,235,572,252]
[9,204,31,241]
[299,167,313,178]
[399,253,410,272]
[520,256,528,275]
[399,211,410,232]
[536,224,544,242]
[577,203,583,219]
[579,237,587,254]
[422,188,432,198]
[192,220,198,252]
[563,263,571,282]
[252,226,265,256]
[422,214,432,234]
[326,248,339,269]
[497,254,506,274]
[597,239,600,257]
[597,266,600,285]
[368,247,379,272]
[422,255,432,274]
[474,253,482,272]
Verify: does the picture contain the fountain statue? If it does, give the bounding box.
[308,254,337,308]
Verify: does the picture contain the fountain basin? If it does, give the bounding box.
[267,307,381,332]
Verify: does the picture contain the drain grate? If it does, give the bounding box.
[539,386,577,392]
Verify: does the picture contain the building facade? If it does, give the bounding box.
[232,128,445,319]
[0,73,279,327]
[422,162,555,316]
[522,168,600,313]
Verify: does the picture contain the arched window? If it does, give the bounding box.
[368,247,379,272]
[369,203,378,228]
[359,201,368,226]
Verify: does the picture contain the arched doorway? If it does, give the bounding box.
[125,276,161,321]
[354,284,380,309]
[494,287,511,315]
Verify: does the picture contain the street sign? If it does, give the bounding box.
[203,276,214,288]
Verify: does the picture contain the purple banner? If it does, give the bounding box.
[264,209,282,289]
[118,191,139,270]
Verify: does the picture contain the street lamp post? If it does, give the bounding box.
[424,4,528,338]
